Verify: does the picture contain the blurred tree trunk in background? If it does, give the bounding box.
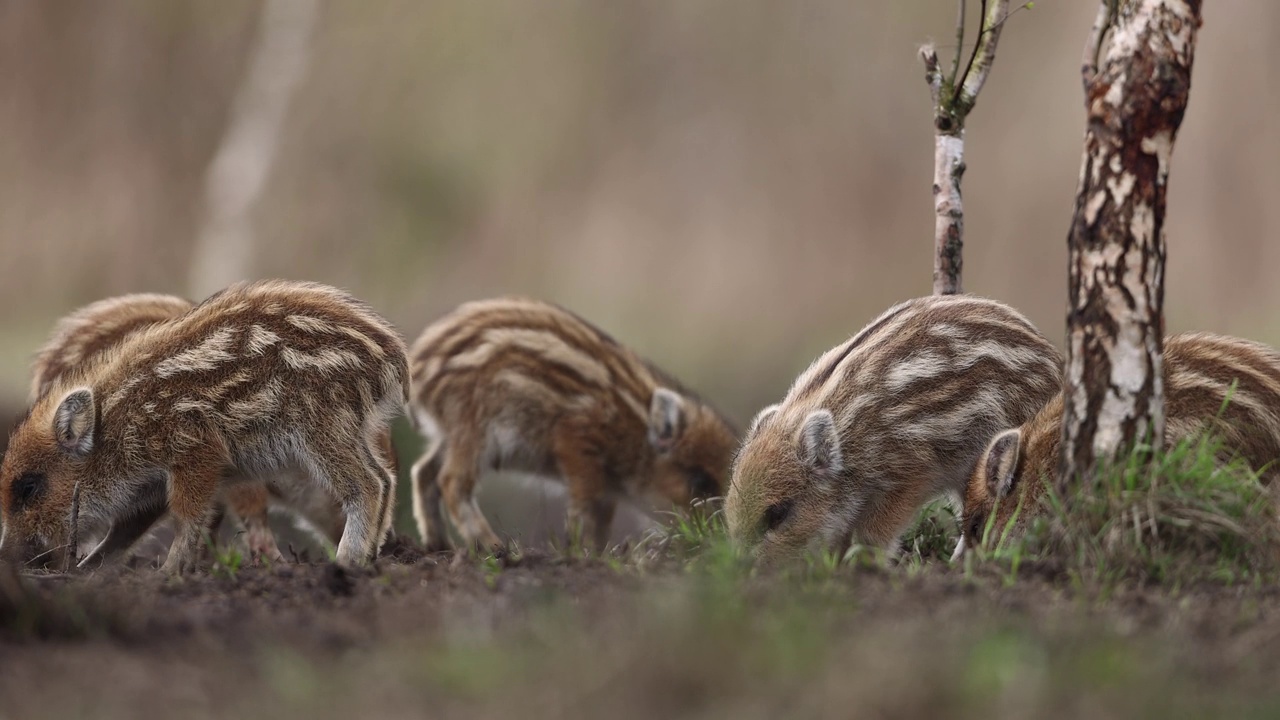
[1059,0,1202,488]
[188,0,318,299]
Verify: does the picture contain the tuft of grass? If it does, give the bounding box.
[966,490,1032,586]
[629,499,759,589]
[206,536,245,580]
[1000,432,1280,587]
[633,498,730,562]
[901,500,960,564]
[780,543,891,590]
[479,554,502,589]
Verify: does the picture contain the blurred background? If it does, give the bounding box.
[2,1,1276,543]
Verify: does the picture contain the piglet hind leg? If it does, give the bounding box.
[436,432,503,553]
[224,481,285,563]
[364,433,399,553]
[321,446,392,567]
[410,444,451,551]
[572,496,616,553]
[160,462,223,575]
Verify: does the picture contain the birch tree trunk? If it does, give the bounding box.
[188,0,318,300]
[921,0,1010,295]
[1058,0,1202,487]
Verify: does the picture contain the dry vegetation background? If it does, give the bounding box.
[2,0,1278,430]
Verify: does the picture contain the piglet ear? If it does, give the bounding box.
[747,404,781,439]
[983,429,1022,499]
[797,409,842,475]
[648,388,687,453]
[53,388,95,458]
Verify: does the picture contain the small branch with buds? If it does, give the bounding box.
[921,0,1027,295]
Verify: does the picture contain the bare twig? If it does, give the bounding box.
[921,0,1017,296]
[949,0,967,88]
[984,1,1039,36]
[927,2,1037,57]
[28,542,73,569]
[63,481,80,572]
[954,0,988,104]
[921,45,943,114]
[954,0,1009,114]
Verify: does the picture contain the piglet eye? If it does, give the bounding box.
[763,500,793,532]
[11,472,44,508]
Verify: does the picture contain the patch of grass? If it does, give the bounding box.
[965,490,1033,586]
[634,430,1280,593]
[633,498,733,564]
[207,538,245,580]
[901,499,960,564]
[754,544,879,595]
[982,432,1280,587]
[479,553,503,589]
[546,523,591,560]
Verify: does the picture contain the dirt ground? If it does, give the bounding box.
[4,534,1280,720]
[2,417,1277,718]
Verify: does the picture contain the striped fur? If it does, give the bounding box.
[408,297,738,551]
[29,293,195,403]
[726,295,1062,565]
[28,293,280,561]
[0,280,407,573]
[24,292,369,562]
[958,332,1280,555]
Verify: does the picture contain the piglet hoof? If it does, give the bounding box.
[160,552,201,577]
[245,528,285,565]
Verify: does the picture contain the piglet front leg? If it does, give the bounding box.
[161,462,222,575]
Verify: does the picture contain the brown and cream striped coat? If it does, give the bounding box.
[24,292,360,562]
[29,293,195,403]
[0,280,406,573]
[958,332,1280,555]
[407,297,738,551]
[726,294,1062,565]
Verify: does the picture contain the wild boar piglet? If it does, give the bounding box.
[408,297,738,551]
[26,292,281,560]
[958,332,1280,557]
[0,280,406,573]
[726,294,1062,565]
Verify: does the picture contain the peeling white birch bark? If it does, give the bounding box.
[1059,0,1201,486]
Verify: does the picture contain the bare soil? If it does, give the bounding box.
[4,535,1280,720]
